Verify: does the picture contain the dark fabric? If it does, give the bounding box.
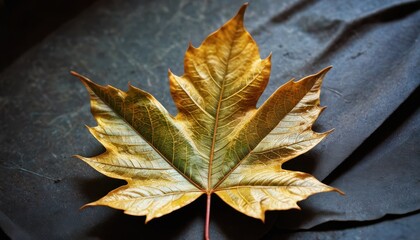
[268,211,420,239]
[0,0,419,239]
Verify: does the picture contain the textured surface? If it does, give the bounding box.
[268,211,420,240]
[0,0,419,239]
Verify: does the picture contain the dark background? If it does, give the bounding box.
[0,0,97,71]
[0,0,419,239]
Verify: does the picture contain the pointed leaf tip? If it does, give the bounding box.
[233,2,248,22]
[70,71,93,86]
[70,71,84,79]
[335,188,345,195]
[320,66,333,75]
[239,2,249,13]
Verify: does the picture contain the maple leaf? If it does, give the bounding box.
[72,3,342,239]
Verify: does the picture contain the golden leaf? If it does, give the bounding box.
[72,3,342,238]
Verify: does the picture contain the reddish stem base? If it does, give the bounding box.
[204,193,211,240]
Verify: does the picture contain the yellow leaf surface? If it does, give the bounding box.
[72,3,341,229]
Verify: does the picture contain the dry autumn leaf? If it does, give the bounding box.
[72,3,342,239]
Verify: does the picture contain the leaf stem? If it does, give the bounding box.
[205,193,211,240]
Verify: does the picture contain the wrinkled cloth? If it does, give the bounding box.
[0,0,419,239]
